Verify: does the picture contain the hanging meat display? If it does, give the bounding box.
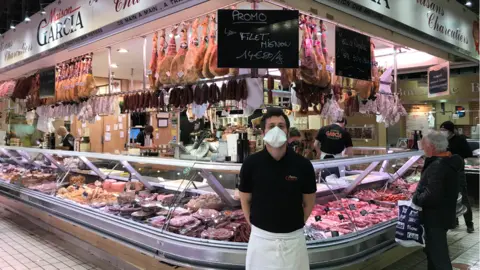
[149,32,159,89]
[208,15,229,77]
[202,15,216,79]
[0,80,16,99]
[183,19,201,84]
[170,22,190,84]
[313,18,330,89]
[155,30,167,89]
[158,26,178,85]
[194,17,210,80]
[299,15,320,85]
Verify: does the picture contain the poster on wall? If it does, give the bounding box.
[428,62,449,98]
[39,67,55,98]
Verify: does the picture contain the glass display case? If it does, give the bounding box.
[0,146,424,269]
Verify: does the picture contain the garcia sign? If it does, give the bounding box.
[0,0,203,71]
[316,0,479,61]
[37,5,85,46]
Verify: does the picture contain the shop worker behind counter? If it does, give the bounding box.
[135,125,154,147]
[56,126,74,151]
[239,108,316,270]
[314,118,353,179]
[440,121,474,233]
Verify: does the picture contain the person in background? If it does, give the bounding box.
[136,125,154,147]
[440,121,474,233]
[239,108,316,270]
[314,118,353,179]
[288,127,302,151]
[56,126,74,151]
[413,130,463,270]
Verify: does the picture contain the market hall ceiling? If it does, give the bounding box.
[0,0,56,36]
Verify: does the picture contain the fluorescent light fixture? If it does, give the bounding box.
[110,63,118,68]
[466,1,472,7]
[117,48,128,53]
[24,16,31,22]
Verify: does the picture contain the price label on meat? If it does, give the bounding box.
[335,27,372,81]
[217,9,299,68]
[39,67,55,98]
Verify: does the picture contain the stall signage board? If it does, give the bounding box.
[335,27,371,81]
[39,67,56,98]
[0,0,205,72]
[428,62,449,98]
[315,0,480,61]
[217,9,299,68]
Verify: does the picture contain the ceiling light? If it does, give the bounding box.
[10,23,15,30]
[466,1,472,7]
[117,48,128,53]
[24,16,31,22]
[41,8,46,15]
[110,63,118,68]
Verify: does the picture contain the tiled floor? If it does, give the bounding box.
[385,206,480,270]
[0,208,104,270]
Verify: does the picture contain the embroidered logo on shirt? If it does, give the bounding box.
[285,175,298,181]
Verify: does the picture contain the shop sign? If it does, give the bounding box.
[0,0,204,71]
[335,26,372,81]
[217,9,299,68]
[427,62,449,98]
[315,0,480,61]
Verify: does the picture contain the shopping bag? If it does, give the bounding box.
[395,200,425,248]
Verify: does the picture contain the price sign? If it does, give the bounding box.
[335,26,372,81]
[331,231,339,237]
[348,204,357,210]
[360,210,368,216]
[315,215,322,222]
[39,67,56,98]
[338,214,345,220]
[217,9,299,68]
[324,206,330,213]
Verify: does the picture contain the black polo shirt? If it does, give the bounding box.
[316,124,353,155]
[239,148,316,233]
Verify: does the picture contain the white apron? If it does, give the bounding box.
[246,225,309,270]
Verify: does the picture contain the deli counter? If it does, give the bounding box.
[0,146,424,269]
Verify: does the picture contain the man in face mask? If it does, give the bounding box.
[440,121,474,233]
[239,108,316,270]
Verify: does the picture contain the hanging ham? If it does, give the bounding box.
[194,17,209,79]
[208,15,229,77]
[85,56,96,97]
[155,30,167,89]
[158,27,178,85]
[170,22,190,84]
[183,19,200,84]
[149,32,159,89]
[313,18,330,88]
[299,15,320,85]
[202,15,216,79]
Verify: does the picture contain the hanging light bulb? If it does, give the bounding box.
[41,8,46,15]
[466,1,472,7]
[10,22,15,29]
[24,15,31,22]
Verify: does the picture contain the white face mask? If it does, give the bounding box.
[263,126,287,148]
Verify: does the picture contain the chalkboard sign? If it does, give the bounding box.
[335,27,372,81]
[217,9,299,68]
[428,62,449,98]
[39,67,55,98]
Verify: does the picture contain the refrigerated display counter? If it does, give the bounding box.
[0,146,423,269]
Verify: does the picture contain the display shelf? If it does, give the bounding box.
[0,146,424,269]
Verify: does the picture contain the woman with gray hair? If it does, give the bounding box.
[413,130,464,270]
